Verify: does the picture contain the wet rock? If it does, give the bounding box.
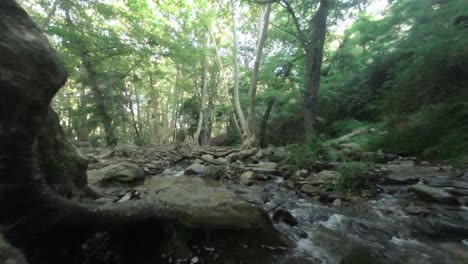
[194,159,204,164]
[226,152,239,162]
[201,154,214,162]
[203,165,224,180]
[409,184,461,205]
[319,193,346,203]
[185,163,206,175]
[97,162,145,185]
[144,177,287,245]
[212,157,229,165]
[294,169,308,179]
[399,160,415,167]
[307,170,340,186]
[461,197,468,206]
[443,187,468,197]
[247,162,277,170]
[415,210,468,237]
[333,199,342,207]
[256,174,272,181]
[300,184,323,196]
[381,174,420,185]
[404,205,429,216]
[254,149,264,159]
[272,209,298,226]
[283,180,296,190]
[241,171,256,185]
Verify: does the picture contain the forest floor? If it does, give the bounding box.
[76,144,468,264]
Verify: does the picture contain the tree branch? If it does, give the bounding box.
[279,0,309,50]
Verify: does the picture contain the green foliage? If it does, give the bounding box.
[327,119,372,137]
[334,162,372,193]
[378,103,468,161]
[320,0,468,160]
[286,139,324,170]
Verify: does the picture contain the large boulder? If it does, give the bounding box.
[140,177,287,245]
[184,163,206,175]
[88,162,145,186]
[409,184,461,205]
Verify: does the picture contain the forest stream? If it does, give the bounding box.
[1,0,468,264]
[55,145,468,264]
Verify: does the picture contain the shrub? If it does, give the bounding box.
[334,162,373,193]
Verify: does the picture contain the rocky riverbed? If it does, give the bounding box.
[3,145,467,264]
[72,145,468,264]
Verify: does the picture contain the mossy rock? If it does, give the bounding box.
[100,162,145,185]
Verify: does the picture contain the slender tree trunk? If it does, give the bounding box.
[149,71,160,145]
[135,83,142,142]
[304,0,330,139]
[170,67,182,143]
[260,97,275,147]
[230,0,249,138]
[247,3,272,147]
[194,46,209,145]
[209,30,242,140]
[76,84,89,142]
[123,82,141,144]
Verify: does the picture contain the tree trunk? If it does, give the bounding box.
[76,85,89,142]
[303,0,330,139]
[194,47,209,145]
[149,71,160,145]
[123,82,141,144]
[230,0,250,138]
[247,3,272,147]
[170,67,182,143]
[79,52,117,147]
[63,6,117,147]
[260,97,275,147]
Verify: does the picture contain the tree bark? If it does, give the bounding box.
[170,67,182,143]
[149,70,161,145]
[303,0,330,139]
[122,82,141,144]
[194,45,209,145]
[260,97,275,147]
[230,0,250,138]
[80,50,118,147]
[247,3,272,147]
